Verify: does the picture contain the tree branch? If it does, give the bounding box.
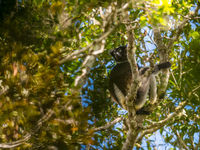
[175,131,189,150]
[0,99,63,149]
[59,27,114,64]
[168,4,200,49]
[136,126,160,143]
[153,28,170,102]
[93,117,123,132]
[121,4,140,150]
[136,101,187,143]
[144,101,187,130]
[122,128,141,150]
[0,134,31,149]
[63,2,133,86]
[59,1,133,65]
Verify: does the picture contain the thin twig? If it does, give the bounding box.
[93,117,123,132]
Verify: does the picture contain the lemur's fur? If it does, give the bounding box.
[109,46,171,114]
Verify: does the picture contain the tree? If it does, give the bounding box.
[0,0,199,149]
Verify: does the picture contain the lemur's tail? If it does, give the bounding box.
[153,62,171,74]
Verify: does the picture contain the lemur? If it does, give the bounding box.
[109,45,171,114]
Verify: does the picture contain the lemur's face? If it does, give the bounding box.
[110,46,127,62]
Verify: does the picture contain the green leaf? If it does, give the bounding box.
[189,31,199,39]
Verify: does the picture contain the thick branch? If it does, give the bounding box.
[153,28,168,62]
[122,128,140,150]
[153,29,170,102]
[121,7,140,150]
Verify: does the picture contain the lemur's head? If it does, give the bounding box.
[110,45,128,63]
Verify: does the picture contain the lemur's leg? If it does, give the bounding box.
[149,75,157,104]
[135,77,150,110]
[149,62,171,103]
[112,83,126,109]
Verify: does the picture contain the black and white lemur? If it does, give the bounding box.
[109,45,171,114]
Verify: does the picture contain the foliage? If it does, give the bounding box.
[0,0,199,149]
